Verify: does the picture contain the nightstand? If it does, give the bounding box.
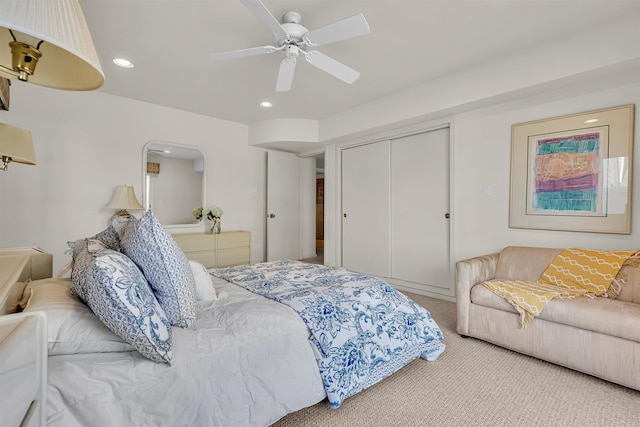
[0,310,47,427]
[0,247,53,281]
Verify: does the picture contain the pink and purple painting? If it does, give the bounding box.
[531,132,601,213]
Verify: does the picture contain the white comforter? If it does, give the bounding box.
[46,283,326,427]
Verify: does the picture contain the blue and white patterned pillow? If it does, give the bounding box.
[68,226,121,300]
[70,241,173,364]
[92,225,121,252]
[120,210,196,328]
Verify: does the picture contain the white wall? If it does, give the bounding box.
[323,78,639,282]
[0,83,267,273]
[452,81,640,262]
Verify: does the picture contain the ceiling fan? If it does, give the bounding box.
[210,0,370,92]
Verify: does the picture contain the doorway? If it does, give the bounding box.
[300,153,325,265]
[316,155,325,256]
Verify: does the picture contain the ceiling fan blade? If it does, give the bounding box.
[305,50,360,84]
[240,0,288,38]
[209,45,278,61]
[276,57,297,92]
[304,13,370,47]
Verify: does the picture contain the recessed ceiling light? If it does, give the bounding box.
[259,101,273,108]
[584,118,599,123]
[113,58,134,68]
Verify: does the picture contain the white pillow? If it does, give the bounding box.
[211,275,231,289]
[22,278,134,355]
[189,260,218,301]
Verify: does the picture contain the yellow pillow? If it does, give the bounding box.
[538,248,638,295]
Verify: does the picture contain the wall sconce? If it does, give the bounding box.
[0,122,35,171]
[0,0,104,90]
[105,185,144,218]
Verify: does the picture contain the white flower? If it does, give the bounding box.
[203,205,223,220]
[192,205,222,221]
[192,206,203,220]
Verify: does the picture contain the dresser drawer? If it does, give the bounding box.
[185,251,216,269]
[217,232,250,250]
[217,248,250,268]
[171,231,250,268]
[173,234,215,252]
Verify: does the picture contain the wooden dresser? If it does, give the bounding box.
[172,231,250,268]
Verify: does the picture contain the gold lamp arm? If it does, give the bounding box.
[1,154,11,171]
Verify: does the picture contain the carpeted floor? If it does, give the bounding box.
[273,292,640,427]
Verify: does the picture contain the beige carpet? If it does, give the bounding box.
[273,292,640,427]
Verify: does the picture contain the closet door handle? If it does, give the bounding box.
[445,213,450,219]
[343,213,347,218]
[268,213,276,218]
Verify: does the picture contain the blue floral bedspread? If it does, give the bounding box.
[211,260,445,408]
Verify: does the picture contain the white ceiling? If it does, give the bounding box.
[79,0,640,126]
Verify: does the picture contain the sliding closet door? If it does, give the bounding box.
[391,128,450,289]
[341,141,390,277]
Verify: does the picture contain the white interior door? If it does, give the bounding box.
[341,141,390,277]
[391,129,450,289]
[266,150,300,261]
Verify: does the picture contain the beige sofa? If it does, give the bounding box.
[456,246,640,391]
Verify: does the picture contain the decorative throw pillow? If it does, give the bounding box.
[189,260,217,301]
[22,278,134,355]
[70,243,173,364]
[604,253,640,299]
[538,248,638,295]
[92,225,121,252]
[120,210,196,328]
[68,239,95,300]
[68,225,121,299]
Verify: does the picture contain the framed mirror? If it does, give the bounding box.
[142,141,206,228]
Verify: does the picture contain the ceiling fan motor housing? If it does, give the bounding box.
[274,12,309,47]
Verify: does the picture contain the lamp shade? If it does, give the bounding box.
[0,0,104,90]
[105,185,144,211]
[0,122,35,165]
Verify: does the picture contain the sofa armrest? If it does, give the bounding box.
[455,253,499,336]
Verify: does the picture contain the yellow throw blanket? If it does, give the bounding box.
[483,248,639,328]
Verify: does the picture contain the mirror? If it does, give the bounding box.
[142,141,206,228]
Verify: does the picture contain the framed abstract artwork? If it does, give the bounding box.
[509,104,634,234]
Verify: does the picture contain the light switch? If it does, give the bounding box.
[481,185,492,196]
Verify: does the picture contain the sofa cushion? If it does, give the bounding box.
[494,246,562,281]
[471,283,640,342]
[614,261,640,303]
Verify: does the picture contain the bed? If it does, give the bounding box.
[1,211,445,426]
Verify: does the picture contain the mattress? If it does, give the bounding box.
[45,282,326,427]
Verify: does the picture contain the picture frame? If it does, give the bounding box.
[509,104,634,234]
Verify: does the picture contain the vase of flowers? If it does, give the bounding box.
[193,205,223,234]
